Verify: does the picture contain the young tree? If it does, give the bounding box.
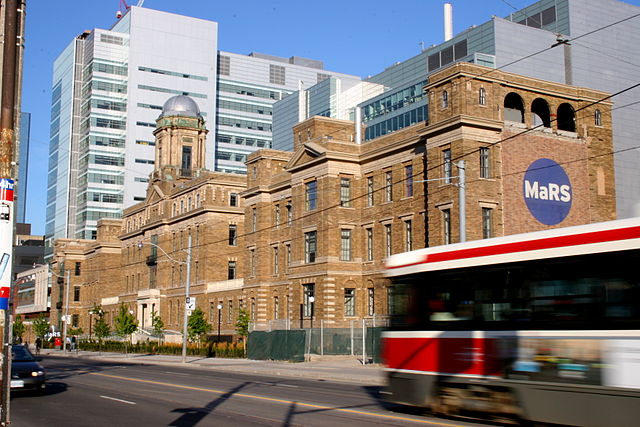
[235,309,249,356]
[12,314,26,344]
[93,311,110,353]
[114,304,138,354]
[32,314,50,341]
[151,310,165,342]
[187,308,210,346]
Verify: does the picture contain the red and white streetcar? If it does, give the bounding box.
[382,218,640,426]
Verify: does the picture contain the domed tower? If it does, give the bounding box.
[152,95,208,182]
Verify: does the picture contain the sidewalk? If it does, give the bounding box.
[40,349,386,386]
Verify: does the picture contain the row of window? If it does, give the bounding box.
[218,99,273,116]
[138,66,208,81]
[218,116,272,132]
[361,80,427,122]
[364,105,427,141]
[442,146,492,181]
[138,84,208,99]
[218,82,284,101]
[217,134,270,148]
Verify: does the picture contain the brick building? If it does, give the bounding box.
[48,63,615,339]
[243,62,615,330]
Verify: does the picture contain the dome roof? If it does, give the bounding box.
[160,95,201,118]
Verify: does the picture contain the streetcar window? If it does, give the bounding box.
[388,250,640,331]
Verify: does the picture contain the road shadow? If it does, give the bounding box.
[168,381,250,426]
[10,382,68,399]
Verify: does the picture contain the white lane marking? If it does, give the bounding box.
[253,381,298,388]
[100,395,136,405]
[163,371,189,375]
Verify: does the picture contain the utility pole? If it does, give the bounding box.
[0,1,25,424]
[61,270,70,352]
[181,235,191,363]
[456,160,466,243]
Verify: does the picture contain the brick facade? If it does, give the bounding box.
[51,63,616,338]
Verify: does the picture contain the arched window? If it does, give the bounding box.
[504,92,525,123]
[479,88,486,105]
[172,203,176,216]
[531,98,551,128]
[557,103,576,132]
[442,90,449,108]
[594,109,602,126]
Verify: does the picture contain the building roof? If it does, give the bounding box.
[160,95,201,119]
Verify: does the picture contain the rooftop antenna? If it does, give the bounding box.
[419,41,425,52]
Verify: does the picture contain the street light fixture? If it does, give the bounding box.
[48,268,70,351]
[138,235,192,363]
[216,304,222,343]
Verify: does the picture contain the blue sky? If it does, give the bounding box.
[21,0,640,234]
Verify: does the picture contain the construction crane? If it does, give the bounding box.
[116,0,145,19]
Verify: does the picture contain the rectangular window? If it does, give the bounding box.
[340,229,351,261]
[367,176,374,206]
[75,262,81,276]
[405,220,413,252]
[482,207,493,239]
[480,147,490,179]
[229,193,238,207]
[274,296,279,320]
[303,284,315,317]
[385,171,393,202]
[368,288,375,316]
[286,243,291,270]
[275,205,280,228]
[273,246,279,274]
[366,228,373,261]
[385,224,392,257]
[405,165,413,197]
[286,202,292,225]
[387,287,395,315]
[305,181,317,211]
[250,249,256,276]
[340,178,351,207]
[252,207,257,232]
[344,288,355,316]
[305,231,317,263]
[269,64,286,85]
[73,286,80,302]
[228,261,236,280]
[443,209,452,244]
[443,149,452,183]
[218,55,230,76]
[229,224,238,246]
[72,314,79,328]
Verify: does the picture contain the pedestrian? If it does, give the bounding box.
[35,337,42,355]
[71,336,77,351]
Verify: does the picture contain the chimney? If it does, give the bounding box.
[444,3,453,41]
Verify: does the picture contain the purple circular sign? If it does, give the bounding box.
[523,158,572,225]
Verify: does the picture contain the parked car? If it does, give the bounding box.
[11,345,46,393]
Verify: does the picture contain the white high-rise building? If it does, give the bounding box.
[46,6,359,248]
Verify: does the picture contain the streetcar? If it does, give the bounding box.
[382,218,640,426]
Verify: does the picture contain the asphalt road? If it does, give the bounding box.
[9,356,489,427]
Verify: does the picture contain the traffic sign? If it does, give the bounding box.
[185,296,195,311]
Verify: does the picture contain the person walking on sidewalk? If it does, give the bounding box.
[35,337,42,355]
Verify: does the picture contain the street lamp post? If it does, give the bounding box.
[62,269,70,352]
[217,304,222,342]
[309,296,315,329]
[139,234,192,363]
